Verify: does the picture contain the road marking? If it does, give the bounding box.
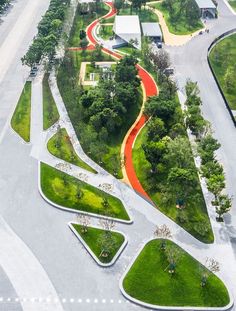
[0,297,130,304]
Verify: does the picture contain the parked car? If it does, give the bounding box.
[29,71,37,77]
[157,41,162,49]
[164,68,174,75]
[31,66,38,72]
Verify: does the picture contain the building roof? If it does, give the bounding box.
[113,15,141,35]
[142,22,162,37]
[195,0,216,9]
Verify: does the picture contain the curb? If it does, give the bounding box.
[207,28,236,127]
[37,161,133,224]
[119,238,234,311]
[68,221,128,267]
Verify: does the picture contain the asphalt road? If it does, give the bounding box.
[1,0,236,310]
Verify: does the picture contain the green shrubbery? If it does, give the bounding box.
[0,0,9,13]
[22,0,70,67]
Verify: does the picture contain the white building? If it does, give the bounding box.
[142,22,162,42]
[194,0,217,18]
[113,15,141,49]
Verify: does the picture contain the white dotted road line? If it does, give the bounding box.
[0,297,135,305]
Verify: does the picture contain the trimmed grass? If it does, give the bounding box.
[229,0,236,11]
[72,224,125,263]
[69,3,109,46]
[11,81,31,142]
[123,239,230,307]
[43,74,59,130]
[209,33,236,110]
[47,127,96,173]
[132,125,214,243]
[115,45,138,55]
[149,2,202,35]
[40,162,130,220]
[99,24,114,40]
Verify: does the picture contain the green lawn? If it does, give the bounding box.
[69,3,109,46]
[229,0,236,11]
[47,127,96,173]
[149,2,202,35]
[99,24,114,40]
[123,239,230,307]
[43,74,60,130]
[132,125,213,243]
[11,81,31,142]
[40,162,130,220]
[72,224,125,263]
[209,33,236,110]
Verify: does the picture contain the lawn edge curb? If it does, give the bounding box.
[37,161,133,224]
[68,221,128,267]
[119,238,234,311]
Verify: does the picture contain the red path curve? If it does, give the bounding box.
[86,2,158,200]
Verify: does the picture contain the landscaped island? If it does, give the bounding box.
[47,127,96,173]
[71,223,126,264]
[40,163,130,221]
[209,33,236,114]
[123,239,230,307]
[43,74,59,130]
[11,81,31,142]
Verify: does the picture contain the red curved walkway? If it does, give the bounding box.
[86,2,158,200]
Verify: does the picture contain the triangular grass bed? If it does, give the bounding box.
[40,163,130,221]
[123,239,230,308]
[71,223,126,265]
[11,81,31,142]
[42,73,60,130]
[47,127,96,174]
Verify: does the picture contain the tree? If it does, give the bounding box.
[149,49,170,74]
[154,224,172,250]
[167,167,198,206]
[214,194,232,222]
[79,29,86,40]
[98,231,117,258]
[145,95,177,122]
[115,55,140,87]
[206,174,225,200]
[99,218,115,232]
[165,245,182,275]
[200,258,220,287]
[142,137,169,173]
[80,38,89,50]
[164,136,195,170]
[147,117,166,141]
[200,160,223,179]
[185,0,200,27]
[77,214,90,233]
[224,66,235,92]
[114,0,124,13]
[198,134,221,165]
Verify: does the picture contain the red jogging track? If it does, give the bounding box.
[86,2,158,200]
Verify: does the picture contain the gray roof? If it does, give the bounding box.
[194,0,216,9]
[141,22,162,37]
